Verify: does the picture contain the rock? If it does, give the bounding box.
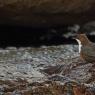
[0,45,95,94]
[0,0,95,27]
[5,92,12,95]
[41,65,64,75]
[21,90,32,95]
[31,81,95,95]
[80,21,95,34]
[5,47,17,50]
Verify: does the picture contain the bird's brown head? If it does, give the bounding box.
[73,34,91,45]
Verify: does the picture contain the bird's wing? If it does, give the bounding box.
[91,43,95,50]
[82,45,95,57]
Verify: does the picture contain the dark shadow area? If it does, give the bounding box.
[0,24,69,47]
[0,24,94,47]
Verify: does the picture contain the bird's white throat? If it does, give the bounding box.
[75,39,82,53]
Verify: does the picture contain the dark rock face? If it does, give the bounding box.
[0,0,95,27]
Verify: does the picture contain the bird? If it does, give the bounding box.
[74,33,95,63]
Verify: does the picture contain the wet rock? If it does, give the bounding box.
[31,81,94,95]
[0,45,94,94]
[5,92,12,95]
[6,47,17,50]
[48,74,73,83]
[41,65,65,75]
[81,21,95,33]
[0,85,4,95]
[0,79,29,94]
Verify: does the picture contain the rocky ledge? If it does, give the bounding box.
[0,0,95,27]
[0,45,94,94]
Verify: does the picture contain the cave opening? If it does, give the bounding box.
[0,24,94,48]
[0,24,75,47]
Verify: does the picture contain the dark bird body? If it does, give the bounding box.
[75,34,95,63]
